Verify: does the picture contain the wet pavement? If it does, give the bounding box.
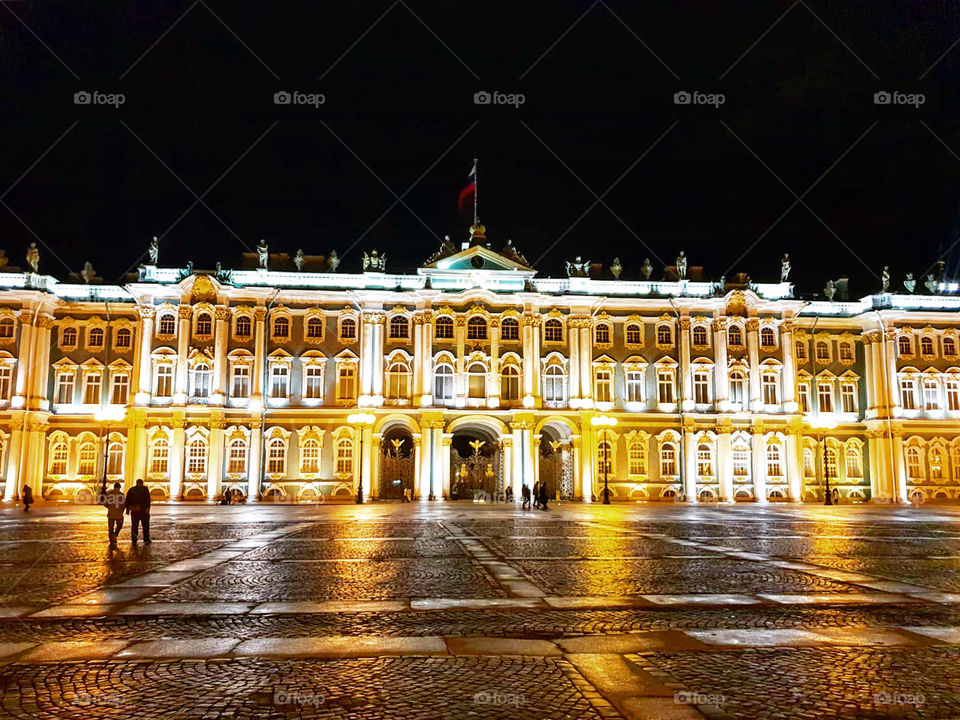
[0,501,959,718]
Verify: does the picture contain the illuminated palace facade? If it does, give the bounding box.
[2,231,960,505]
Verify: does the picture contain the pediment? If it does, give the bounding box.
[422,244,532,273]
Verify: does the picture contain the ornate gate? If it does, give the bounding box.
[380,438,414,500]
[540,440,574,500]
[451,439,499,500]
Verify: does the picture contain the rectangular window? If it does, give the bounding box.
[798,383,811,413]
[338,364,357,400]
[232,366,250,398]
[270,365,289,398]
[657,370,674,404]
[336,441,353,474]
[693,372,710,404]
[595,367,613,403]
[729,374,746,405]
[304,366,323,399]
[111,373,129,405]
[923,379,940,411]
[55,373,75,404]
[733,447,750,476]
[947,379,960,411]
[840,383,856,413]
[817,383,833,413]
[155,365,173,397]
[625,370,643,403]
[900,378,916,410]
[762,375,778,405]
[0,366,12,400]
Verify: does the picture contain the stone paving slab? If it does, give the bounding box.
[116,638,240,659]
[445,636,561,656]
[0,641,36,659]
[16,639,131,662]
[116,602,255,615]
[251,600,409,614]
[29,604,117,618]
[901,625,960,643]
[232,635,448,657]
[558,632,709,654]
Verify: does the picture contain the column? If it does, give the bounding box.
[207,416,224,501]
[420,311,433,406]
[29,315,54,411]
[439,433,450,499]
[884,330,899,414]
[212,307,230,405]
[359,313,374,400]
[248,420,262,499]
[781,320,797,412]
[892,429,907,502]
[135,306,154,405]
[371,315,385,403]
[713,318,729,412]
[174,305,191,403]
[412,434,422,500]
[252,307,266,403]
[488,318,500,407]
[571,434,584,500]
[683,429,697,502]
[13,315,34,407]
[455,316,466,406]
[568,319,580,402]
[500,436,514,500]
[168,416,186,499]
[521,315,535,400]
[369,433,382,500]
[4,413,24,500]
[412,315,423,400]
[512,415,536,497]
[126,409,148,488]
[746,319,762,412]
[751,426,767,502]
[579,319,592,407]
[23,419,47,497]
[786,420,803,502]
[717,424,733,502]
[531,319,542,405]
[679,317,693,410]
[863,333,876,415]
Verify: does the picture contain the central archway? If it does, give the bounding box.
[379,427,414,500]
[447,417,505,501]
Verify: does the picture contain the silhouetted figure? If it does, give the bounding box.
[101,482,125,546]
[539,483,549,511]
[532,481,541,509]
[21,485,33,512]
[125,479,151,544]
[521,484,531,510]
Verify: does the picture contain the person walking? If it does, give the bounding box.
[521,484,531,510]
[539,482,549,511]
[125,479,151,544]
[532,481,540,510]
[101,482,125,546]
[21,485,33,512]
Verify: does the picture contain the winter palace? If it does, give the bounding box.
[2,226,959,505]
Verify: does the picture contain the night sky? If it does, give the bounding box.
[1,1,959,296]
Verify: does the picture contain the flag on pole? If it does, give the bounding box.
[458,160,477,212]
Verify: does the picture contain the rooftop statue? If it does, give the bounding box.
[903,272,916,294]
[610,257,622,280]
[328,250,340,272]
[925,274,939,294]
[80,262,95,284]
[824,279,836,301]
[565,256,590,278]
[676,251,687,280]
[363,250,386,272]
[881,265,890,293]
[781,253,791,282]
[26,242,39,273]
[641,258,652,280]
[148,236,159,265]
[257,239,268,270]
[294,249,304,272]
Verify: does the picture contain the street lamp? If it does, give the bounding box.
[807,414,838,506]
[348,412,376,504]
[94,407,126,497]
[591,415,618,505]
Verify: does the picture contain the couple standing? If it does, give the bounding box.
[101,479,152,546]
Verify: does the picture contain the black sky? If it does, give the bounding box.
[1,1,959,296]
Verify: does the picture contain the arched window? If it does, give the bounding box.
[62,327,78,347]
[803,447,815,477]
[839,342,854,362]
[660,443,677,476]
[729,370,747,405]
[49,440,68,475]
[898,336,912,356]
[766,444,783,477]
[272,316,290,339]
[158,314,176,336]
[500,316,519,341]
[906,446,922,479]
[597,440,613,477]
[306,316,324,340]
[795,340,807,361]
[88,327,105,349]
[594,323,610,344]
[920,336,935,356]
[733,440,750,477]
[107,442,124,476]
[846,447,862,478]
[386,360,411,400]
[115,328,132,349]
[190,363,211,398]
[696,443,713,476]
[149,438,169,475]
[235,315,252,338]
[929,448,944,480]
[267,438,286,475]
[435,316,454,339]
[434,364,454,401]
[335,437,353,474]
[760,326,776,348]
[300,438,320,474]
[815,341,830,362]
[78,441,97,475]
[187,437,207,475]
[952,446,960,481]
[467,316,487,340]
[544,318,563,342]
[0,318,14,338]
[944,336,957,357]
[500,365,520,401]
[467,362,487,398]
[195,312,212,336]
[389,315,409,339]
[543,364,566,404]
[692,325,708,346]
[824,447,839,480]
[628,441,646,476]
[727,325,743,347]
[227,439,247,475]
[339,317,356,340]
[625,323,642,345]
[656,324,672,345]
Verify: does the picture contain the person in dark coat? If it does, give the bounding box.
[124,479,151,544]
[521,484,531,510]
[532,481,540,509]
[101,482,125,546]
[538,482,549,511]
[21,485,33,512]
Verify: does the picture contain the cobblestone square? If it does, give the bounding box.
[1,502,960,719]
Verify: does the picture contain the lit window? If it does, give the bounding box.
[625,323,642,345]
[817,382,833,413]
[944,336,957,357]
[920,336,935,356]
[824,447,839,479]
[595,323,610,344]
[300,439,320,474]
[467,363,486,399]
[270,364,289,398]
[115,328,132,349]
[149,438,169,475]
[692,325,708,346]
[803,448,815,477]
[235,315,252,338]
[467,316,487,340]
[762,374,778,405]
[500,317,519,341]
[386,360,411,400]
[0,318,14,339]
[187,438,207,475]
[83,373,102,404]
[839,342,854,361]
[339,317,357,340]
[628,441,646,476]
[766,444,783,477]
[696,443,713,476]
[544,318,563,342]
[840,383,857,413]
[107,442,124,476]
[930,449,943,479]
[227,439,247,475]
[190,363,210,398]
[337,364,357,400]
[111,373,129,405]
[595,366,613,403]
[0,366,12,399]
[900,376,916,410]
[798,381,811,413]
[49,440,68,475]
[195,313,212,336]
[733,443,750,476]
[923,378,940,410]
[77,442,97,476]
[906,447,922,479]
[656,324,672,346]
[158,314,176,336]
[815,341,830,362]
[597,440,613,477]
[898,336,912,356]
[760,327,776,348]
[693,371,710,404]
[232,365,250,398]
[947,377,960,411]
[389,316,409,339]
[88,327,105,349]
[434,364,454,401]
[500,365,519,401]
[304,366,324,399]
[625,369,644,403]
[543,365,566,405]
[727,325,743,347]
[335,437,353,474]
[267,438,286,475]
[306,317,324,340]
[61,327,78,348]
[657,369,675,403]
[272,316,290,340]
[846,448,862,478]
[55,372,75,404]
[729,371,746,405]
[435,316,454,339]
[660,443,677,476]
[795,340,807,361]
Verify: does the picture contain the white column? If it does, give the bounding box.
[572,434,584,500]
[4,415,24,500]
[781,320,797,412]
[752,428,767,502]
[683,430,697,502]
[713,318,729,412]
[747,319,762,412]
[252,307,266,403]
[29,316,53,411]
[412,316,423,400]
[579,321,592,406]
[13,316,34,406]
[488,319,500,407]
[135,307,154,405]
[420,313,433,405]
[568,320,580,401]
[371,316,385,403]
[248,421,262,498]
[786,428,802,502]
[884,330,899,413]
[412,434,422,500]
[169,420,185,500]
[679,317,693,410]
[212,307,229,405]
[439,432,450,499]
[174,305,191,403]
[455,316,466,406]
[522,316,535,399]
[501,436,515,500]
[717,429,733,502]
[207,420,224,501]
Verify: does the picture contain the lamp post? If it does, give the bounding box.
[591,415,617,504]
[807,414,838,506]
[94,407,126,497]
[348,412,376,504]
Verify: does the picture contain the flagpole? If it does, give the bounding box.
[473,157,478,227]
